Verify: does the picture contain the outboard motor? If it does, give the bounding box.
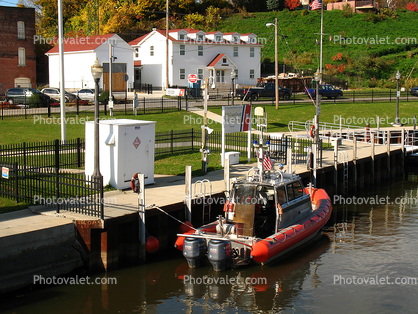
[207,239,231,271]
[183,237,206,268]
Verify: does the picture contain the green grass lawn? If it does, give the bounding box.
[0,111,221,145]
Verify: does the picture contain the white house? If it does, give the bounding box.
[45,34,134,92]
[129,28,263,90]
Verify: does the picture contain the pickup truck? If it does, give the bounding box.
[235,82,292,101]
[305,84,343,99]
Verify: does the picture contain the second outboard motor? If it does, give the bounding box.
[207,239,231,271]
[183,237,206,268]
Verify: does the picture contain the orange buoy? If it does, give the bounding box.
[146,235,159,253]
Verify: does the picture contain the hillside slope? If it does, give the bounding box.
[217,10,418,87]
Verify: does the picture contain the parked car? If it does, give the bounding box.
[235,82,292,101]
[41,87,77,103]
[77,88,99,101]
[5,87,50,106]
[305,84,343,99]
[410,87,418,97]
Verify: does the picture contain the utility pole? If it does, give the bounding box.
[109,43,114,116]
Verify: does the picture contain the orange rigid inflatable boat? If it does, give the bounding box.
[175,131,332,271]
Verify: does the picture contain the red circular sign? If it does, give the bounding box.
[188,74,198,83]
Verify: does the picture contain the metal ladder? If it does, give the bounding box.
[338,151,349,195]
[194,179,212,224]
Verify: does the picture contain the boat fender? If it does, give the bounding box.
[309,125,315,138]
[277,204,283,215]
[131,173,140,193]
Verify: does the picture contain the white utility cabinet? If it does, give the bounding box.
[85,119,156,189]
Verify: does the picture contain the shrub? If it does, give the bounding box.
[99,91,109,104]
[28,94,46,108]
[342,4,354,18]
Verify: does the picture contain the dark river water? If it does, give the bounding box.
[2,176,418,313]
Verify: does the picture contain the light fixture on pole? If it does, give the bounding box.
[91,58,103,181]
[231,70,236,106]
[266,18,279,110]
[394,69,401,126]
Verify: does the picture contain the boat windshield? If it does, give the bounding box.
[233,184,257,205]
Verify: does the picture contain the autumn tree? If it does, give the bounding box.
[284,0,300,10]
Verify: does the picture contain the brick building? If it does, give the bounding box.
[0,6,36,94]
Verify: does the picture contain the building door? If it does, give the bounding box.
[216,70,225,83]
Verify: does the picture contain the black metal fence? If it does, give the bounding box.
[0,161,103,218]
[0,96,185,119]
[0,138,84,170]
[154,128,314,166]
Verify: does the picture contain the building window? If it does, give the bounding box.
[216,35,222,42]
[250,69,254,79]
[198,69,203,80]
[17,21,25,39]
[135,48,139,58]
[180,45,185,56]
[179,34,185,40]
[18,48,26,66]
[233,36,239,43]
[223,58,227,64]
[180,69,185,79]
[233,47,238,57]
[198,46,203,56]
[150,46,154,56]
[198,34,204,41]
[250,37,255,43]
[250,47,254,57]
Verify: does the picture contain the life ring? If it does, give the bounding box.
[131,173,140,193]
[309,125,315,138]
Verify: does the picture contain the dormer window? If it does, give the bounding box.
[216,35,222,42]
[223,58,227,64]
[198,34,204,41]
[233,36,239,43]
[179,34,185,40]
[250,37,256,43]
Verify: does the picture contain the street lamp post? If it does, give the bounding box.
[394,70,401,126]
[91,59,103,180]
[231,70,236,106]
[266,18,279,110]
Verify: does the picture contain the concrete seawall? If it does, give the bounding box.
[0,209,85,294]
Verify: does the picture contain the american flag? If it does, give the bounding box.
[263,152,272,170]
[310,0,322,10]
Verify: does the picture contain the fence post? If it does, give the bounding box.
[390,90,392,102]
[372,89,373,103]
[77,138,81,168]
[353,90,355,103]
[170,130,174,154]
[14,161,19,203]
[76,97,79,115]
[47,99,51,117]
[191,128,194,151]
[23,142,26,169]
[100,175,104,220]
[55,139,60,214]
[54,139,60,171]
[162,97,164,113]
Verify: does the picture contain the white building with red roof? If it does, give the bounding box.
[45,34,134,92]
[129,28,263,90]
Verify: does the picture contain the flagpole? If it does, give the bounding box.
[320,0,323,78]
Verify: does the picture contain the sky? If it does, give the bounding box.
[0,0,20,7]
